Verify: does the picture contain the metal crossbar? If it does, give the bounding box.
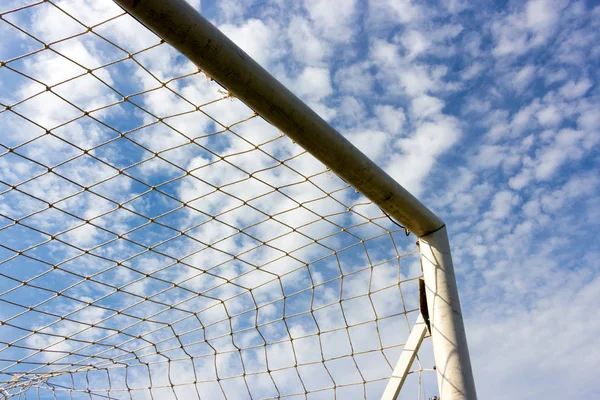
[0,1,438,399]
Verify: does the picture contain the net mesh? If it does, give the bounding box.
[0,1,436,398]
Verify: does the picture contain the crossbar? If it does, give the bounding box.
[113,0,442,238]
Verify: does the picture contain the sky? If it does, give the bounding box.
[0,0,599,399]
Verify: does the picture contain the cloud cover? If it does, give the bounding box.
[0,0,599,399]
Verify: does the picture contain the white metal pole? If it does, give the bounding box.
[381,314,428,400]
[419,226,477,399]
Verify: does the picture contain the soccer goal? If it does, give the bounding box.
[0,0,476,399]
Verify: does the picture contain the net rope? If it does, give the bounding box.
[0,1,436,398]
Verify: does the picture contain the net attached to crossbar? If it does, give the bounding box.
[0,1,437,399]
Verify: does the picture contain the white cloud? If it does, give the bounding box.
[492,0,568,57]
[461,62,484,80]
[304,0,358,42]
[368,0,422,26]
[334,61,374,95]
[536,104,563,127]
[387,115,460,196]
[525,0,560,31]
[337,95,367,127]
[488,190,521,220]
[400,29,430,59]
[534,128,597,180]
[287,16,328,64]
[290,66,333,101]
[577,104,600,131]
[559,78,593,99]
[474,145,507,169]
[374,104,406,134]
[508,64,536,92]
[410,94,445,120]
[442,0,470,14]
[543,68,568,85]
[215,0,256,21]
[540,173,598,213]
[346,129,389,162]
[508,168,533,190]
[220,19,281,67]
[399,65,439,96]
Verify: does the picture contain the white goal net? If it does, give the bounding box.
[0,1,440,399]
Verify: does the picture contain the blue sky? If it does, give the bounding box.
[0,0,599,399]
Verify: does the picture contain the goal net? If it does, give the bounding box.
[0,1,454,399]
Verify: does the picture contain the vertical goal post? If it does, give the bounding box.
[112,0,478,399]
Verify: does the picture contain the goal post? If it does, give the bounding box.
[419,226,477,399]
[112,0,477,399]
[0,0,476,398]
